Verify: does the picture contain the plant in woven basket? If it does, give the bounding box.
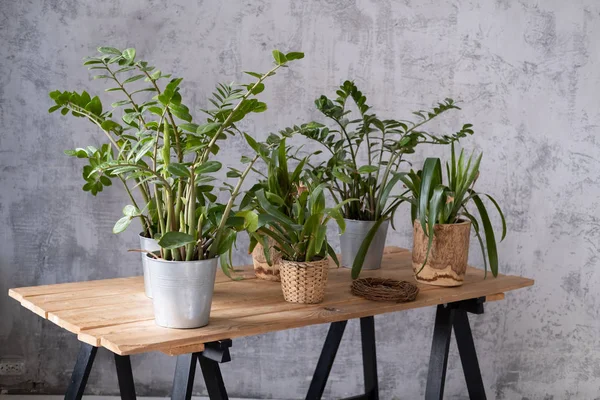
[401,144,506,280]
[287,81,474,278]
[238,137,308,279]
[246,182,351,303]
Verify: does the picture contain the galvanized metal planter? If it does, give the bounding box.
[147,255,218,329]
[139,233,160,298]
[340,219,390,270]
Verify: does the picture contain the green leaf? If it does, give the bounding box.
[358,165,378,174]
[250,82,264,95]
[236,210,259,232]
[272,50,287,65]
[123,75,145,84]
[111,100,131,107]
[418,158,442,234]
[98,46,121,55]
[195,161,222,174]
[123,205,140,217]
[167,163,191,177]
[197,122,221,135]
[122,48,136,62]
[180,123,199,133]
[48,105,61,113]
[243,133,260,153]
[252,101,267,113]
[472,194,499,277]
[351,218,386,279]
[285,52,304,61]
[113,216,132,234]
[244,71,263,79]
[158,232,195,249]
[85,96,102,116]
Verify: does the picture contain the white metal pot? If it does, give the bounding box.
[147,255,218,329]
[339,219,389,270]
[139,233,160,298]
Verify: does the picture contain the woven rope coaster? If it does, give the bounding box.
[351,277,419,302]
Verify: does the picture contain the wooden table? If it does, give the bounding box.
[8,247,533,400]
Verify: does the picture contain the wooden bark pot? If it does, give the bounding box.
[280,258,329,304]
[412,220,471,287]
[252,240,282,281]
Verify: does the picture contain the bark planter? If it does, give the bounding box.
[412,220,471,287]
[340,219,390,270]
[147,255,218,328]
[280,258,329,304]
[252,239,282,281]
[139,233,161,298]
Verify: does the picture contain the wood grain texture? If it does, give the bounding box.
[8,246,533,356]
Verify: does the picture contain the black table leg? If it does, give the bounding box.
[114,354,136,399]
[65,343,97,400]
[171,353,199,400]
[454,309,486,399]
[306,318,379,400]
[199,355,229,400]
[425,298,487,400]
[425,304,455,400]
[306,320,348,400]
[170,340,232,400]
[360,316,379,400]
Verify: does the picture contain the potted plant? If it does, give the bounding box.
[48,47,176,297]
[239,138,308,281]
[52,46,304,328]
[401,144,506,286]
[296,81,474,278]
[247,183,349,304]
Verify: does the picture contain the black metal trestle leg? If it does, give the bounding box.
[65,343,137,400]
[425,298,487,400]
[65,343,97,400]
[306,317,379,400]
[114,354,137,399]
[170,340,231,400]
[306,320,348,400]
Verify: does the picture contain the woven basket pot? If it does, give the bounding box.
[280,258,329,304]
[252,240,282,281]
[412,220,471,287]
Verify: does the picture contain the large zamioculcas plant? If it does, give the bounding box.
[402,144,506,277]
[50,46,304,273]
[294,81,474,277]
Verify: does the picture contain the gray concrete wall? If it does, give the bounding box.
[1,0,598,398]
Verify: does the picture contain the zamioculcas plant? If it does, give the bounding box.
[402,144,506,286]
[247,182,350,303]
[292,81,474,278]
[51,46,304,327]
[238,137,308,280]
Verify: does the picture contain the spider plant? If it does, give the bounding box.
[401,144,506,277]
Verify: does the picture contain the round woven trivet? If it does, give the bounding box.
[351,277,419,302]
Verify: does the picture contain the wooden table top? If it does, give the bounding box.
[8,247,533,356]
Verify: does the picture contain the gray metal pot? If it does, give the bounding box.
[147,255,218,329]
[139,233,160,298]
[340,219,390,270]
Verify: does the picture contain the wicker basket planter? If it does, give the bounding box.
[412,220,471,287]
[252,240,282,281]
[280,258,329,304]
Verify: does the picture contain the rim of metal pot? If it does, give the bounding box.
[343,217,391,224]
[145,251,218,264]
[413,219,471,227]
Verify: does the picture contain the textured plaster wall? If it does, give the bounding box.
[1,0,599,398]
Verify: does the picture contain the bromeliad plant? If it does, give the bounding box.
[292,81,474,276]
[401,144,506,277]
[50,46,304,272]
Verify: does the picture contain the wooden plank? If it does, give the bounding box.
[79,273,533,354]
[9,247,533,356]
[160,343,206,356]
